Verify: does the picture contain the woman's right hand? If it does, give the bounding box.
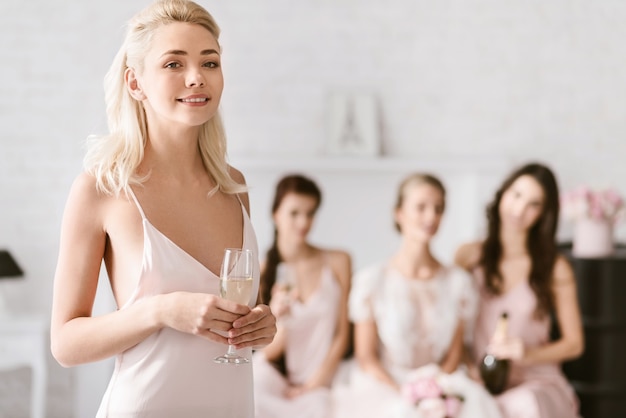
[269,285,297,318]
[158,291,252,345]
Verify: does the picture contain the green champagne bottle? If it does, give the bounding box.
[480,312,511,395]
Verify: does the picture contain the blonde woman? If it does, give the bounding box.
[50,1,276,417]
[335,173,501,418]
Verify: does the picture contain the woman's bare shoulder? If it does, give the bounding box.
[323,248,352,284]
[71,171,99,194]
[324,248,351,266]
[553,254,576,286]
[65,172,112,213]
[58,173,111,259]
[454,241,483,270]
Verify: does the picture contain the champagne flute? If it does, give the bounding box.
[275,262,297,318]
[214,248,254,364]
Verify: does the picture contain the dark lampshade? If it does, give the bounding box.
[0,250,24,278]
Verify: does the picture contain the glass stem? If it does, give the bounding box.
[227,344,236,356]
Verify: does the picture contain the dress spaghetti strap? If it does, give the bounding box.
[126,187,147,220]
[234,193,251,218]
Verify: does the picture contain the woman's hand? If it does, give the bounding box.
[284,384,316,399]
[268,285,298,318]
[159,292,251,345]
[227,304,277,349]
[284,384,306,399]
[284,377,327,398]
[486,336,525,361]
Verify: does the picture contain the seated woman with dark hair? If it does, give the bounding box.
[253,174,352,418]
[456,162,584,418]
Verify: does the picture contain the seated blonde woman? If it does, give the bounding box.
[334,173,501,418]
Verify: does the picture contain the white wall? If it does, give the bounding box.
[1,0,625,416]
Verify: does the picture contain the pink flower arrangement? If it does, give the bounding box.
[402,375,464,418]
[561,186,625,224]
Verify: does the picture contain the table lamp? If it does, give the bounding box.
[0,250,24,315]
[0,250,24,278]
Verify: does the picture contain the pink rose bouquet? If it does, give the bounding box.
[402,375,464,418]
[561,186,625,224]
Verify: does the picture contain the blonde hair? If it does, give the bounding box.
[394,173,446,232]
[84,0,245,196]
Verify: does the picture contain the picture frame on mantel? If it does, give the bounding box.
[326,92,381,157]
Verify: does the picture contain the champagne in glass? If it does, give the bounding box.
[273,262,297,320]
[214,248,254,364]
[221,275,253,305]
[275,262,296,293]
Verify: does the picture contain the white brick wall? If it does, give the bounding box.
[1,0,624,415]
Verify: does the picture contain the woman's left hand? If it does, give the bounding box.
[284,383,320,399]
[487,337,525,361]
[284,385,307,399]
[227,304,277,349]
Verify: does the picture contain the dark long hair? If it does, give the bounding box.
[480,162,560,317]
[259,174,322,305]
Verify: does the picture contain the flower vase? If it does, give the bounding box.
[572,218,614,258]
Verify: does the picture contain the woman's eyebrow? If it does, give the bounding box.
[160,48,219,57]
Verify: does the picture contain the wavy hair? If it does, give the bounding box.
[84,0,245,196]
[480,162,560,317]
[259,174,322,305]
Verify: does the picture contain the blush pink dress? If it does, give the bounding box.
[253,263,341,418]
[472,272,580,418]
[96,190,259,418]
[333,263,502,418]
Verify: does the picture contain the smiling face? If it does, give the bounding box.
[498,174,546,233]
[395,181,445,244]
[126,22,224,129]
[273,192,319,244]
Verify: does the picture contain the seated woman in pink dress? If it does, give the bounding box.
[455,162,584,418]
[253,174,352,418]
[334,173,501,418]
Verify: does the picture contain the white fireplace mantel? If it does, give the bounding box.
[231,155,511,270]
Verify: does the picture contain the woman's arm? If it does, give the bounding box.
[454,241,482,272]
[440,321,464,374]
[522,256,584,365]
[295,250,352,393]
[50,175,251,367]
[354,319,399,390]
